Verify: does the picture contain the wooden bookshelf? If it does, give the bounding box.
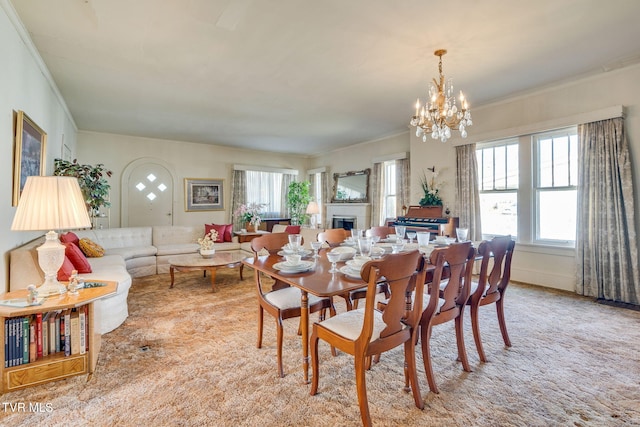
[0,281,117,392]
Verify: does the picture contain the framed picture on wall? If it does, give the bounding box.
[13,110,47,206]
[184,178,224,211]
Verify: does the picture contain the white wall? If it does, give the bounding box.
[0,1,77,293]
[410,63,640,292]
[77,131,310,228]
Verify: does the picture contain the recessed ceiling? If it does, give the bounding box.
[10,0,640,155]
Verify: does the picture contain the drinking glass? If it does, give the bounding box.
[394,225,406,242]
[406,231,417,244]
[358,237,372,257]
[391,242,405,254]
[310,241,322,258]
[326,251,341,273]
[456,227,469,242]
[351,228,362,239]
[416,232,431,254]
[288,234,302,253]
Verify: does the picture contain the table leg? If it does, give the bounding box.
[300,290,310,384]
[170,266,176,288]
[209,268,217,292]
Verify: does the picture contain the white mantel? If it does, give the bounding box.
[325,203,371,229]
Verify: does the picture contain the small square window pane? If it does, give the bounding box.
[147,192,157,201]
[479,192,517,237]
[494,146,506,190]
[157,183,167,192]
[538,190,576,241]
[539,138,553,187]
[147,174,156,182]
[553,136,569,187]
[506,144,519,188]
[136,182,146,191]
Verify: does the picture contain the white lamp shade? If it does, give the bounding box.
[306,201,320,215]
[11,176,92,231]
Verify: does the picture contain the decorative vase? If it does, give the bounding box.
[200,248,215,258]
[245,222,256,232]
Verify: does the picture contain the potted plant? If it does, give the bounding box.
[419,167,444,216]
[287,181,312,226]
[197,229,219,258]
[53,158,112,218]
[234,202,266,231]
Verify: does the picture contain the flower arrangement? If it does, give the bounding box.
[235,202,267,226]
[419,167,443,206]
[197,229,219,251]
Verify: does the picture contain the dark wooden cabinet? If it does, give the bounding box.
[388,206,458,237]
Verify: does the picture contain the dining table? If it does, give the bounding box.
[242,246,438,384]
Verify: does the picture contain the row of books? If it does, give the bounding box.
[4,306,89,368]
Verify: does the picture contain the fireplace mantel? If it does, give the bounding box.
[325,203,371,229]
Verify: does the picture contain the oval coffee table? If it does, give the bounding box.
[168,252,246,291]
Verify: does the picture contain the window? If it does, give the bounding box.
[381,161,397,222]
[534,130,578,243]
[245,170,286,217]
[476,127,578,246]
[477,140,519,237]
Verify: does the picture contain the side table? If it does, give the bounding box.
[234,230,270,243]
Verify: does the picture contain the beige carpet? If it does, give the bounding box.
[2,268,639,427]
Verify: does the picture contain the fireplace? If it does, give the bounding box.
[332,216,357,230]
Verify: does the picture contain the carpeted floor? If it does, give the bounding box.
[2,268,639,426]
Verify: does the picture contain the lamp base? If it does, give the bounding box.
[37,276,68,297]
[36,230,68,297]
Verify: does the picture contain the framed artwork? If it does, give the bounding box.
[184,178,224,211]
[13,110,47,206]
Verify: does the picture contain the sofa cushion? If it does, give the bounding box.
[60,231,80,247]
[79,237,105,257]
[57,256,75,281]
[107,245,158,260]
[65,242,92,273]
[285,225,301,234]
[155,243,200,256]
[205,224,226,243]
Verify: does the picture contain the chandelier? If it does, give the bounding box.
[410,49,472,142]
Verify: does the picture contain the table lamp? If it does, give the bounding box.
[306,201,320,228]
[11,176,92,296]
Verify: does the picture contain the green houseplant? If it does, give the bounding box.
[286,181,312,226]
[53,158,113,216]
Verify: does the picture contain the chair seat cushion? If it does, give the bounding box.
[318,308,406,342]
[469,280,488,297]
[264,287,327,310]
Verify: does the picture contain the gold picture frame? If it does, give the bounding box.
[184,178,224,211]
[13,110,47,206]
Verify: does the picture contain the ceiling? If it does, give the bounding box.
[10,0,640,155]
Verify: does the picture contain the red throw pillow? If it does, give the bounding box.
[60,232,80,247]
[64,242,92,274]
[223,224,233,242]
[205,224,225,243]
[285,225,301,234]
[57,256,75,281]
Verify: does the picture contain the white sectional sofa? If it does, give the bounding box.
[8,224,324,334]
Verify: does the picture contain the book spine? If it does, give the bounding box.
[22,317,29,364]
[42,313,49,358]
[8,318,14,367]
[64,310,71,357]
[49,313,57,355]
[79,308,86,355]
[29,317,36,363]
[70,309,80,355]
[55,314,61,353]
[4,319,7,368]
[59,314,65,354]
[36,312,43,359]
[16,318,23,366]
[84,305,89,352]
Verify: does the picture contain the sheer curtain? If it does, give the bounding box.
[370,162,383,226]
[280,173,296,218]
[396,158,410,217]
[230,169,247,231]
[576,117,640,305]
[455,143,482,241]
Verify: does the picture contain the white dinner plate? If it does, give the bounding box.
[273,260,315,273]
[339,265,362,280]
[329,246,356,260]
[277,249,312,258]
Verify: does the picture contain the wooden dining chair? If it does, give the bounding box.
[420,241,475,394]
[467,235,515,362]
[310,251,427,427]
[317,228,351,248]
[251,233,335,377]
[365,226,396,239]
